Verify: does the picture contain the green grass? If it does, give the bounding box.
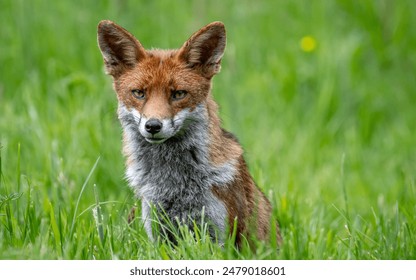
[1,0,416,259]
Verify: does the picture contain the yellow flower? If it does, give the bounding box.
[300,36,317,52]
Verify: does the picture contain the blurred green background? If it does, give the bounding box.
[0,0,415,259]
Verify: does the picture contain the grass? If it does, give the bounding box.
[1,0,416,259]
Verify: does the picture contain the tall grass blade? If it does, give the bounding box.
[69,156,100,238]
[93,183,105,245]
[48,201,62,258]
[16,143,21,193]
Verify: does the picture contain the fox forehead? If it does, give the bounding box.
[117,48,210,90]
[117,50,179,88]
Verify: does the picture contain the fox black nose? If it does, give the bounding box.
[145,119,162,134]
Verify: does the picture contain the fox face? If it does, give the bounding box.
[98,21,225,144]
[116,58,210,144]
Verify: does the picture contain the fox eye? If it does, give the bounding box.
[131,89,145,100]
[171,90,187,100]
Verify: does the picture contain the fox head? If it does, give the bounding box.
[97,21,226,144]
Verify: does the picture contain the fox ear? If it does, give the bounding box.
[178,21,226,78]
[97,20,146,77]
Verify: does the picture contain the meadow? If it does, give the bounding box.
[0,0,415,259]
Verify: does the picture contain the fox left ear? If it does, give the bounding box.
[178,22,226,78]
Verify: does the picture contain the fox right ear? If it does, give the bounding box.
[97,20,146,77]
[178,22,226,78]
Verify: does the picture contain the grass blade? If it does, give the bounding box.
[93,184,105,245]
[69,156,100,238]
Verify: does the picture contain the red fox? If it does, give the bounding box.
[97,20,280,246]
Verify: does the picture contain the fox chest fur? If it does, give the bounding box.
[98,20,278,245]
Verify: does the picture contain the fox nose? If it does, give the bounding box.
[145,119,163,134]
